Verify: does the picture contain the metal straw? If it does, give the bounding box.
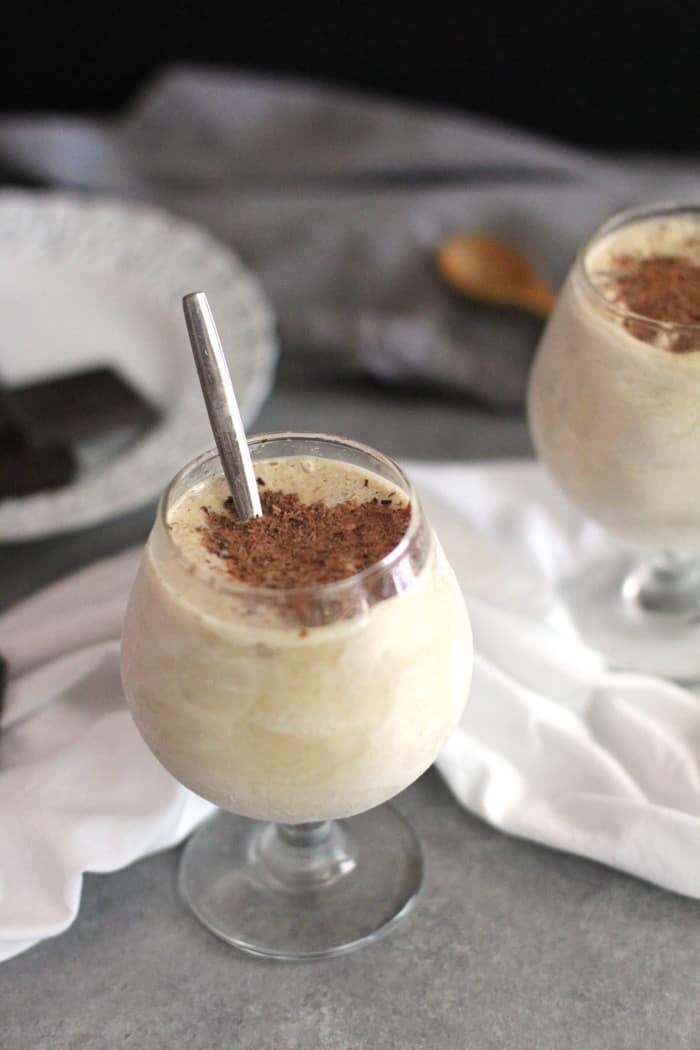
[182,292,262,521]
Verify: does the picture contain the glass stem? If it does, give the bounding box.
[250,819,356,891]
[622,550,700,621]
[278,821,332,847]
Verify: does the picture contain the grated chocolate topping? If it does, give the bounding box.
[197,487,410,588]
[607,253,700,351]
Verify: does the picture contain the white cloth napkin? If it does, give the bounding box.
[2,460,700,964]
[416,463,700,899]
[0,548,215,963]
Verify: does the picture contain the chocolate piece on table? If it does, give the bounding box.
[4,366,160,445]
[0,440,77,499]
[0,653,6,723]
[0,421,22,449]
[0,387,23,449]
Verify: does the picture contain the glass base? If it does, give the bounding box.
[178,805,423,960]
[560,551,700,681]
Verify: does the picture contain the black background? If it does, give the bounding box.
[1,1,698,150]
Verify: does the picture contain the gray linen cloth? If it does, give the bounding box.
[0,66,698,408]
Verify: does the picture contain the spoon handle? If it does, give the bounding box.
[183,292,262,522]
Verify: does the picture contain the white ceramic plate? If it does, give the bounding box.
[0,192,277,541]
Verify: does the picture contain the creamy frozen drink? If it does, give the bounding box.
[529,208,700,550]
[122,441,471,823]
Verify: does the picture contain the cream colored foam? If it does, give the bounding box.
[122,457,472,822]
[588,214,700,284]
[529,213,700,550]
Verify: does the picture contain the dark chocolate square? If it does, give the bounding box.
[0,653,6,724]
[4,366,160,446]
[0,440,77,499]
[0,388,23,450]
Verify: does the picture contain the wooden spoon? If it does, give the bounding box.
[436,232,556,318]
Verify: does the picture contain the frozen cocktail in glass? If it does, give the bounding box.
[121,432,472,958]
[529,201,700,678]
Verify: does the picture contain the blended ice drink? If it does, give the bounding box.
[122,434,471,824]
[529,205,700,550]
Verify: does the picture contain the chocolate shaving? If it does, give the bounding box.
[197,488,410,588]
[609,254,700,351]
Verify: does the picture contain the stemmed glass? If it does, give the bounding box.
[121,432,472,958]
[528,201,700,680]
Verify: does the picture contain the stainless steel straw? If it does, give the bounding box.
[182,291,262,521]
